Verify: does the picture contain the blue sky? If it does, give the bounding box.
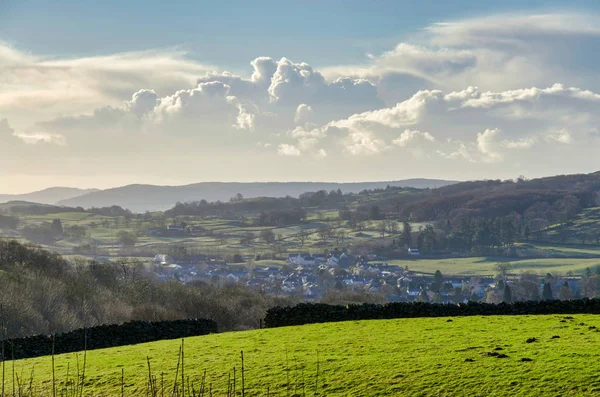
[2,1,600,192]
[2,0,598,68]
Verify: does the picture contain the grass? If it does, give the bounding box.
[4,315,600,396]
[389,257,600,276]
[7,208,600,277]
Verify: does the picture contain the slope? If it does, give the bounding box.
[56,179,457,212]
[0,187,98,205]
[5,315,600,396]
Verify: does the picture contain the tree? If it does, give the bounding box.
[401,221,412,247]
[369,205,382,220]
[494,262,512,279]
[377,221,387,238]
[167,245,187,262]
[522,224,530,241]
[432,270,444,292]
[559,281,573,300]
[65,225,88,238]
[295,230,310,247]
[317,227,329,245]
[542,282,553,300]
[260,229,275,244]
[514,272,540,301]
[117,230,137,247]
[386,220,399,234]
[418,225,437,253]
[51,218,64,236]
[503,284,512,303]
[334,229,347,246]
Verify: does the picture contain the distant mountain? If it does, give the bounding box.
[0,187,98,206]
[57,179,458,212]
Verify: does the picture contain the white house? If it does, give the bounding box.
[288,253,316,266]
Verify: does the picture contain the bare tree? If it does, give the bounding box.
[295,230,310,247]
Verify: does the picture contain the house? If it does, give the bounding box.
[406,287,421,297]
[288,253,316,266]
[408,248,420,256]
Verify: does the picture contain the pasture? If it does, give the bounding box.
[4,314,600,396]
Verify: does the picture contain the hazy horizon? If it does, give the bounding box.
[2,176,460,196]
[3,1,600,194]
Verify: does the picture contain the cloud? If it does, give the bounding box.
[294,104,314,124]
[277,144,301,156]
[322,12,600,103]
[392,129,436,148]
[280,83,600,164]
[476,128,503,163]
[546,129,573,144]
[5,11,600,188]
[345,131,386,155]
[0,42,212,123]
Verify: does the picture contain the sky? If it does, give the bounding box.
[2,0,600,193]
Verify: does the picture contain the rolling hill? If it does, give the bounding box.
[56,179,457,212]
[5,315,600,396]
[0,187,98,205]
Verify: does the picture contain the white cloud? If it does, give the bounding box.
[476,128,503,163]
[323,12,600,104]
[392,129,436,147]
[277,144,301,156]
[287,83,600,164]
[294,104,314,124]
[0,42,212,124]
[345,131,386,155]
[5,11,600,189]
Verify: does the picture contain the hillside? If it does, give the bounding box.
[56,179,457,212]
[6,315,600,396]
[0,187,98,205]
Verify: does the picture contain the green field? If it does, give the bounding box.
[391,256,600,276]
[5,315,600,396]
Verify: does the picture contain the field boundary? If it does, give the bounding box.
[265,299,600,327]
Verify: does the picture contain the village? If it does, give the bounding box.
[150,249,499,303]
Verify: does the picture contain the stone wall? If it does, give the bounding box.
[264,299,600,328]
[2,318,217,360]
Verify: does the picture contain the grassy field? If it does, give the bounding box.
[4,315,600,396]
[389,256,600,276]
[6,208,600,277]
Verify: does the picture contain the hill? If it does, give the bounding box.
[6,315,600,396]
[56,179,457,212]
[0,187,98,205]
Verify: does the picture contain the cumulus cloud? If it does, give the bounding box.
[6,11,600,188]
[345,131,386,155]
[392,129,436,147]
[294,104,314,124]
[278,83,600,165]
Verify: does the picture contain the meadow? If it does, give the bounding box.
[5,208,600,279]
[4,314,600,396]
[389,256,600,276]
